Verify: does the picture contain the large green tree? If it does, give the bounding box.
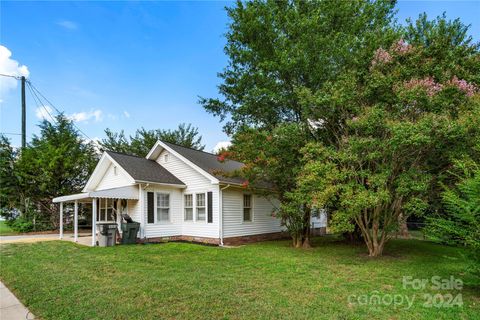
[426,160,480,273]
[13,115,98,227]
[202,0,397,247]
[0,136,19,220]
[295,16,480,256]
[101,123,205,157]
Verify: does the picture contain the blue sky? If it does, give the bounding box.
[1,1,479,152]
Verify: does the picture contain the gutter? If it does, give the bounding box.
[219,184,231,246]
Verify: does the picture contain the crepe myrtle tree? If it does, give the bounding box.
[218,124,313,248]
[295,31,480,256]
[202,0,397,247]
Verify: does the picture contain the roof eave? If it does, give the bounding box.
[134,180,187,188]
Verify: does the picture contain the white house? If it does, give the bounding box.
[53,140,326,246]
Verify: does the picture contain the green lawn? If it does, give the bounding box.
[0,220,17,236]
[0,237,478,320]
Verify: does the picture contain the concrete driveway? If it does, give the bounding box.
[0,233,91,245]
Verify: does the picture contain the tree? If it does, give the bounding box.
[15,115,98,227]
[295,17,480,256]
[101,123,205,156]
[425,160,480,273]
[201,0,397,247]
[0,135,19,220]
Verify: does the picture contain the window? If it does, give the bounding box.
[243,194,252,222]
[164,154,169,163]
[98,198,115,222]
[196,193,206,221]
[184,194,193,221]
[113,166,117,175]
[156,193,170,222]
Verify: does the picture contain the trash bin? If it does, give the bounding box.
[97,222,118,247]
[121,221,140,244]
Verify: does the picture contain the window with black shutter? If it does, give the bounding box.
[207,191,213,223]
[147,192,154,223]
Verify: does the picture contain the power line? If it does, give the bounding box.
[27,80,93,141]
[1,73,94,142]
[26,82,58,124]
[0,73,22,80]
[0,132,22,136]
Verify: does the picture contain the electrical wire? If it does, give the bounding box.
[0,73,22,80]
[27,80,93,141]
[0,132,22,136]
[0,73,94,142]
[26,81,58,124]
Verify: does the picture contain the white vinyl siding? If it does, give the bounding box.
[184,194,193,221]
[154,149,220,238]
[95,163,132,191]
[143,185,182,237]
[222,189,283,238]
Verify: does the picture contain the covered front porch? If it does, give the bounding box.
[52,185,140,247]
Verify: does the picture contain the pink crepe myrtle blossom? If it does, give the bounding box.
[446,76,477,97]
[391,38,412,55]
[371,48,392,67]
[403,77,443,97]
[216,151,232,163]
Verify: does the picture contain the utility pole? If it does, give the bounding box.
[21,76,26,149]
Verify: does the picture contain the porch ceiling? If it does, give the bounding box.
[52,185,139,203]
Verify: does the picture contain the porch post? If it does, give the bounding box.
[92,198,97,247]
[59,202,63,239]
[74,200,78,242]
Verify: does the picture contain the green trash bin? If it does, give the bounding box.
[121,222,140,244]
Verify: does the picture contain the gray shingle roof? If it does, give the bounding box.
[162,142,247,185]
[106,151,185,186]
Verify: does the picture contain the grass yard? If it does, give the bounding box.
[0,220,17,236]
[0,237,478,320]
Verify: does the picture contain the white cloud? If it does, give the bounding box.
[57,20,78,30]
[213,141,232,154]
[123,111,130,118]
[69,109,103,123]
[85,137,102,153]
[35,105,54,121]
[0,45,29,100]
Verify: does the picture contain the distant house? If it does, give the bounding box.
[53,140,326,246]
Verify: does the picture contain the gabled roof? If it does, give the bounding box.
[106,151,185,186]
[161,142,246,185]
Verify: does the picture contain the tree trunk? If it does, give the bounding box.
[398,212,409,238]
[356,210,389,257]
[302,207,311,248]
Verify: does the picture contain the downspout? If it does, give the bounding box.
[219,184,231,246]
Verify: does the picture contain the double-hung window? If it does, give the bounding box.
[196,193,206,221]
[156,193,170,222]
[184,194,193,221]
[243,194,252,222]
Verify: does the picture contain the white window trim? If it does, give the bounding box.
[155,192,171,224]
[98,198,116,223]
[184,193,194,222]
[242,194,254,223]
[195,192,207,223]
